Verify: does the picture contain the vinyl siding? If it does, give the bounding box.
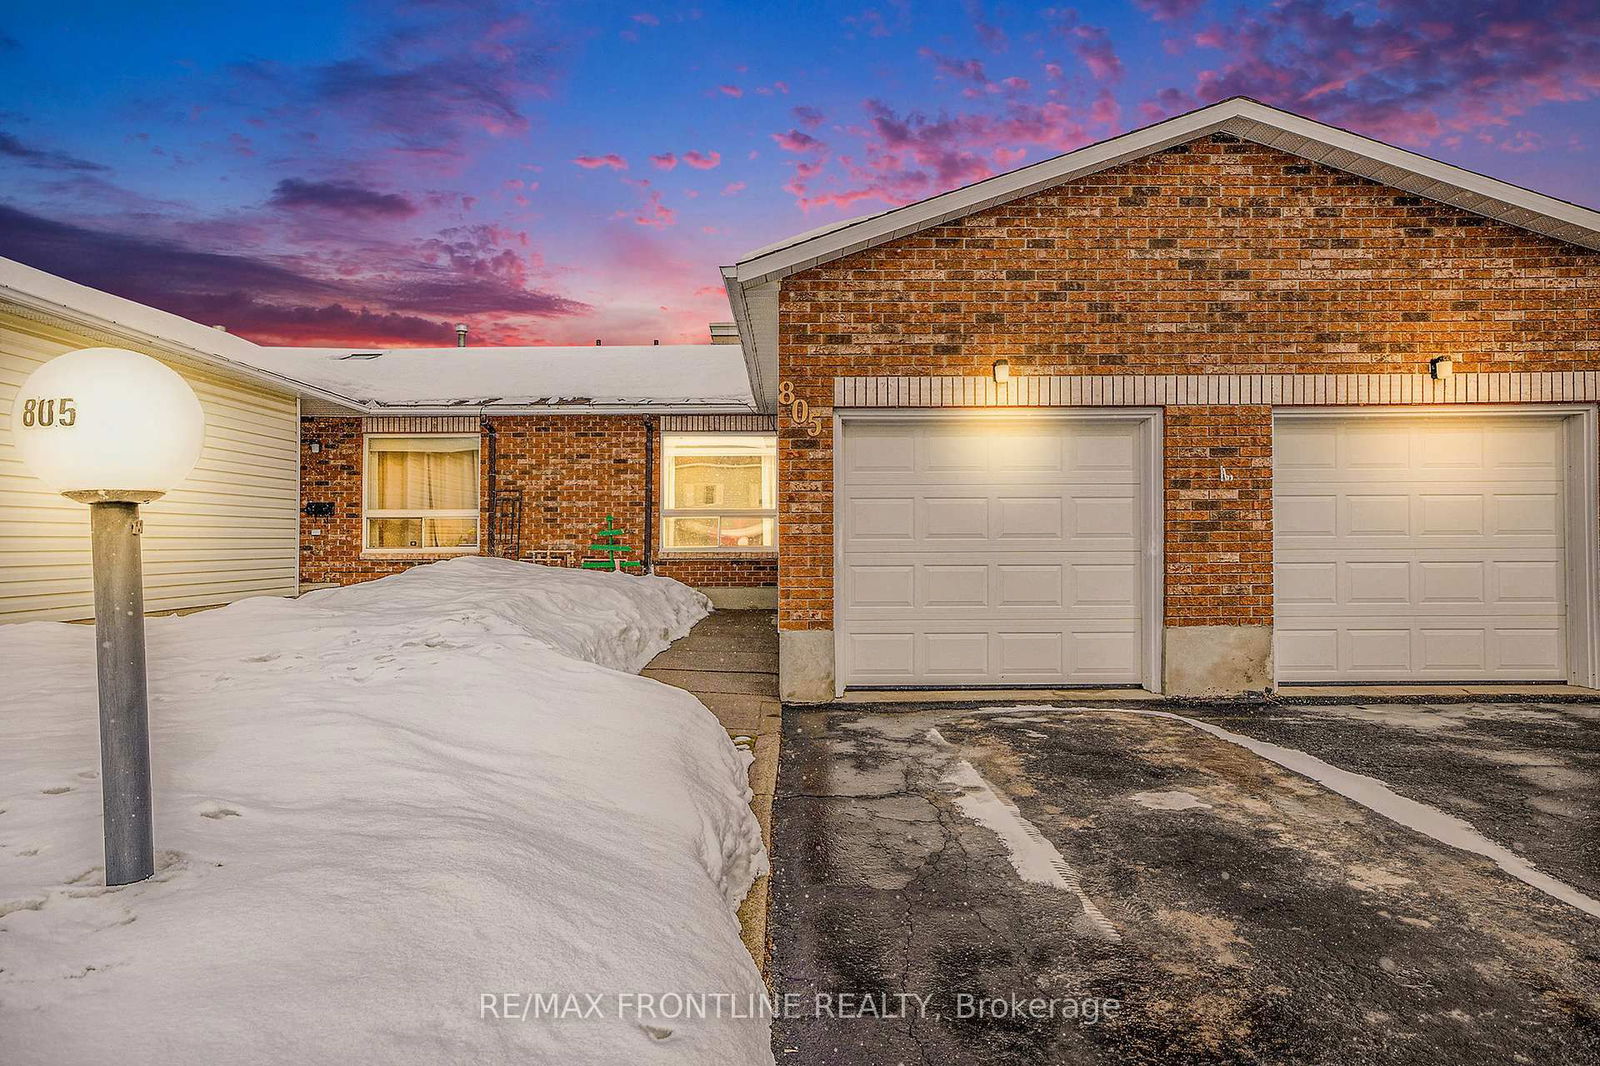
[0,314,299,622]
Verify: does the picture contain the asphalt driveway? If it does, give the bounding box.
[768,701,1600,1065]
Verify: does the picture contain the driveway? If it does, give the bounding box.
[769,701,1600,1065]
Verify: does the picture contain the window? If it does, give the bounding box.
[363,435,480,552]
[661,433,777,551]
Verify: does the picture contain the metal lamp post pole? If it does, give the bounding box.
[83,496,157,885]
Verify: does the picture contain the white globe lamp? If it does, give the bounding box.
[10,347,207,885]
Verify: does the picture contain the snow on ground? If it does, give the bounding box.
[0,558,773,1065]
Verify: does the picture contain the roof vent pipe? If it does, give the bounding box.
[455,323,468,347]
[595,339,602,346]
[653,339,660,345]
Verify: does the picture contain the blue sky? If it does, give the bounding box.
[1,0,1595,346]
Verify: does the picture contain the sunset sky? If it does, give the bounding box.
[1,1,1595,348]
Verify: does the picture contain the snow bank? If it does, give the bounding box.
[0,558,773,1065]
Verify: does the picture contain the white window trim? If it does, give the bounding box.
[361,433,482,556]
[660,432,779,554]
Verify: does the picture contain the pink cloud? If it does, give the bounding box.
[573,153,627,169]
[631,12,659,25]
[632,186,675,227]
[717,84,743,97]
[1050,12,1125,84]
[792,105,825,128]
[650,152,678,169]
[1157,0,1600,148]
[682,149,721,169]
[1133,0,1207,21]
[722,181,746,195]
[772,128,823,152]
[775,96,1096,212]
[923,50,990,87]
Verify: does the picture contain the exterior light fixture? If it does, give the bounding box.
[1429,355,1454,380]
[11,347,205,886]
[992,358,1012,384]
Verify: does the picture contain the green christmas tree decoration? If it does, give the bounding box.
[582,514,643,571]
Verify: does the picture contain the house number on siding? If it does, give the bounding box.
[19,397,78,428]
[777,381,824,437]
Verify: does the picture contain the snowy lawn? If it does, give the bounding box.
[0,558,772,1065]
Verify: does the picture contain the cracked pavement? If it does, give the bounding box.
[768,703,1600,1065]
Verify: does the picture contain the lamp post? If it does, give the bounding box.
[11,347,205,886]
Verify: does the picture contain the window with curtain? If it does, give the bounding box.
[661,433,777,551]
[363,435,480,551]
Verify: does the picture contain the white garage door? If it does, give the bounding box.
[838,415,1150,687]
[1274,414,1570,682]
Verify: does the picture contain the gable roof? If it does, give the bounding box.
[722,95,1600,409]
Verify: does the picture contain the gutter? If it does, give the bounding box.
[721,265,771,413]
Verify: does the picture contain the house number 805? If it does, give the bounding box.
[20,397,78,428]
[777,381,824,437]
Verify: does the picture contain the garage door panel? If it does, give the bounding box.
[844,553,1140,618]
[1347,560,1412,604]
[843,425,917,474]
[996,564,1064,608]
[844,496,916,541]
[846,564,915,608]
[1492,560,1564,605]
[922,564,988,608]
[923,497,990,539]
[994,496,1065,540]
[841,620,1142,686]
[1493,493,1562,535]
[840,417,1149,687]
[996,631,1064,677]
[1493,628,1565,672]
[1275,415,1569,682]
[1276,494,1337,537]
[924,632,990,676]
[1347,494,1412,536]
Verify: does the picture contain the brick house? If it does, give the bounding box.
[719,97,1600,700]
[5,97,1597,700]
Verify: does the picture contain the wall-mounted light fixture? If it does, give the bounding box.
[1429,355,1454,380]
[992,358,1012,384]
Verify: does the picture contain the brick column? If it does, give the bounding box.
[1162,405,1275,694]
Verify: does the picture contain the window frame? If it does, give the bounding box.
[360,432,482,556]
[659,431,779,554]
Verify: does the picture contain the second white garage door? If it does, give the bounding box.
[1274,413,1572,682]
[838,414,1153,687]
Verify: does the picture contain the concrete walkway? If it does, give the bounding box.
[643,609,780,970]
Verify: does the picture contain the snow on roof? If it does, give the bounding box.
[0,254,343,403]
[242,343,757,411]
[1,253,758,413]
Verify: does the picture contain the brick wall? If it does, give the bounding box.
[299,415,777,590]
[1164,407,1273,627]
[777,133,1600,631]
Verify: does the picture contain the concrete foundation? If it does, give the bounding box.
[700,586,779,610]
[1163,624,1274,697]
[779,629,835,703]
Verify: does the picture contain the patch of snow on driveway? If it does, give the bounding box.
[1105,708,1600,921]
[0,558,772,1065]
[928,729,1120,942]
[1129,790,1211,811]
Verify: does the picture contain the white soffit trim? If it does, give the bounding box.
[729,96,1600,287]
